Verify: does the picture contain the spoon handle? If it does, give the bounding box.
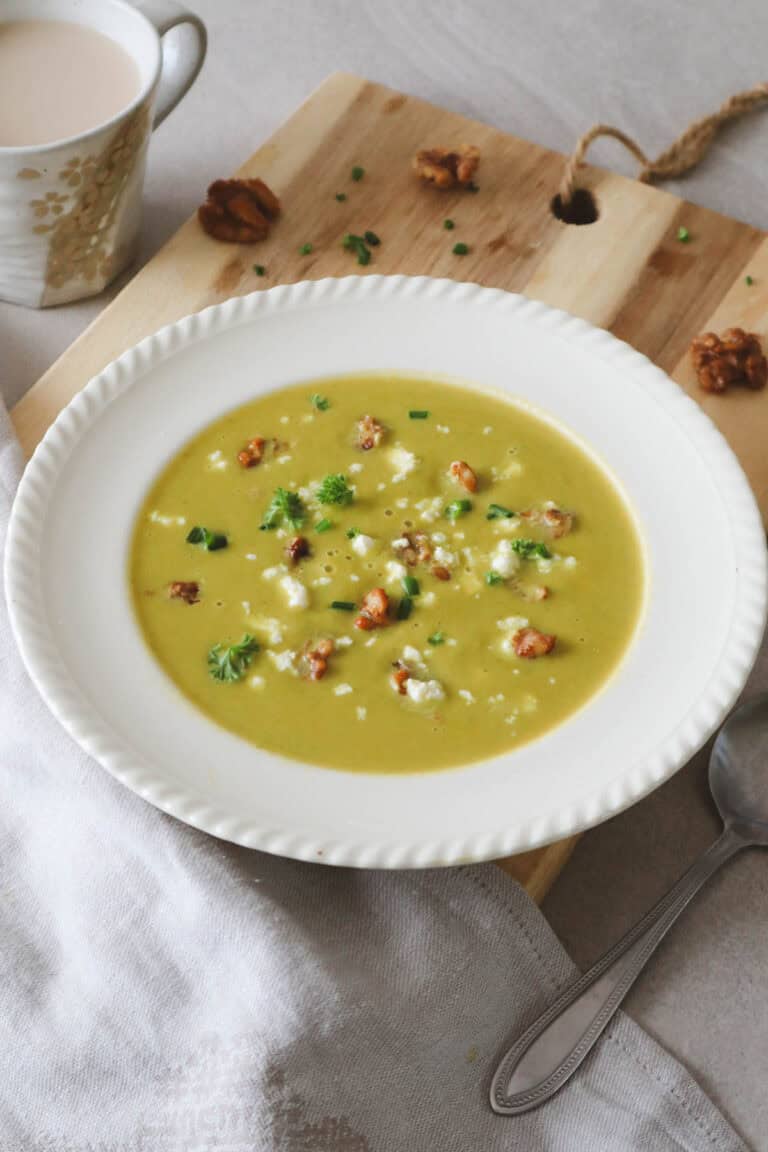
[490,826,745,1115]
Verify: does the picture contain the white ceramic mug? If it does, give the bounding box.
[0,0,206,308]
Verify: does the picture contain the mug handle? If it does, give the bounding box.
[135,0,207,128]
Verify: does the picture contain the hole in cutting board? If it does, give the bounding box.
[551,189,599,225]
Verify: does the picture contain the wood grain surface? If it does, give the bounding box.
[13,72,768,900]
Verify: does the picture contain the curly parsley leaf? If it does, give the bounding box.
[207,634,260,682]
[317,473,355,506]
[510,538,552,560]
[261,488,306,531]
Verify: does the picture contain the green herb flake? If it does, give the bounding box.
[261,488,305,531]
[311,393,330,411]
[342,233,372,266]
[676,226,690,243]
[363,230,381,247]
[485,571,504,586]
[408,410,430,420]
[443,219,455,230]
[317,473,355,506]
[351,165,365,182]
[397,596,413,620]
[315,518,333,534]
[253,264,266,277]
[746,275,755,286]
[207,634,259,682]
[299,242,313,255]
[345,527,360,539]
[335,192,347,202]
[186,526,228,551]
[428,632,445,645]
[444,498,473,521]
[510,538,552,560]
[402,575,420,597]
[486,503,515,520]
[331,600,357,612]
[452,242,470,256]
[467,181,480,193]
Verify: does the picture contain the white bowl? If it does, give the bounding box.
[5,276,767,867]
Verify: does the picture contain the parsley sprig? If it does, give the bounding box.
[317,473,355,506]
[261,487,305,531]
[207,634,260,682]
[510,538,552,560]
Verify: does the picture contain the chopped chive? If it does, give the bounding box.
[299,242,313,255]
[510,538,552,560]
[311,393,330,411]
[409,410,430,419]
[186,526,228,551]
[402,575,420,597]
[315,518,333,533]
[676,226,690,243]
[486,503,515,520]
[331,600,357,611]
[746,274,755,286]
[351,165,365,182]
[485,571,504,586]
[363,230,381,246]
[253,264,266,276]
[345,527,360,539]
[342,233,372,266]
[335,192,347,202]
[445,498,472,521]
[428,631,445,645]
[443,219,455,230]
[397,596,413,620]
[452,242,470,256]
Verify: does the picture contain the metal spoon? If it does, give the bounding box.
[490,692,768,1116]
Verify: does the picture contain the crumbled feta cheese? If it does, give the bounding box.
[356,706,367,721]
[431,532,447,545]
[563,556,578,569]
[277,455,292,464]
[458,690,476,704]
[351,533,376,557]
[395,497,409,509]
[350,573,360,583]
[262,564,287,581]
[388,445,419,482]
[206,449,228,472]
[421,591,436,607]
[494,517,522,535]
[312,576,332,587]
[536,558,553,574]
[280,415,289,424]
[504,714,517,725]
[334,683,353,696]
[298,483,319,503]
[497,615,529,632]
[488,693,506,704]
[503,460,524,478]
[364,636,378,647]
[336,636,353,648]
[349,462,363,474]
[452,531,465,541]
[406,678,445,703]
[279,575,309,609]
[248,675,265,690]
[433,545,457,567]
[548,676,557,685]
[377,482,387,492]
[149,510,186,527]
[385,560,407,585]
[241,600,251,615]
[415,496,443,523]
[267,649,296,673]
[490,540,521,579]
[436,424,451,434]
[482,426,493,435]
[245,552,258,561]
[522,693,538,713]
[301,413,315,423]
[447,638,458,647]
[249,616,284,645]
[402,645,423,665]
[392,537,410,550]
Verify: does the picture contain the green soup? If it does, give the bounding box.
[130,375,645,773]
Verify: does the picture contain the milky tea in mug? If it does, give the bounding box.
[0,0,206,308]
[0,20,141,147]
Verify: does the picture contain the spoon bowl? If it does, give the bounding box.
[710,693,768,843]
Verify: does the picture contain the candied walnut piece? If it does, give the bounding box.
[390,660,411,695]
[355,587,390,630]
[432,565,451,581]
[513,627,556,659]
[449,459,478,493]
[237,436,266,468]
[413,145,480,188]
[303,637,335,681]
[286,536,310,564]
[168,581,200,605]
[690,328,767,394]
[519,584,549,603]
[394,530,432,567]
[357,414,385,450]
[198,177,281,244]
[520,506,573,538]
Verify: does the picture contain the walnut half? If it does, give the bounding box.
[690,328,767,394]
[198,177,281,244]
[413,145,480,189]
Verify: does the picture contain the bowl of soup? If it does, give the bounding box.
[6,277,766,866]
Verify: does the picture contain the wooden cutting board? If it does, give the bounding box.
[13,72,768,902]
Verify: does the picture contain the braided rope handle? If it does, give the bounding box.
[560,83,768,206]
